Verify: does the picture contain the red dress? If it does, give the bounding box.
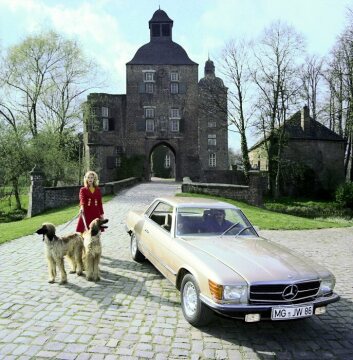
[76,186,104,233]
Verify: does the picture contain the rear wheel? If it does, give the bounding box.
[130,233,145,262]
[180,274,213,327]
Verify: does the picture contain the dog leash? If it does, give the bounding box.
[60,213,80,232]
[81,210,89,231]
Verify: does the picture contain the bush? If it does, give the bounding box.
[336,182,353,209]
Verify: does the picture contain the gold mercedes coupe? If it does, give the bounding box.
[125,197,339,327]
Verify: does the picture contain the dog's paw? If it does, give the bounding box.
[69,270,76,274]
[87,276,94,281]
[77,271,83,276]
[59,280,67,285]
[48,280,55,284]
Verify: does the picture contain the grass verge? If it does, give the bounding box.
[177,193,353,230]
[0,195,114,245]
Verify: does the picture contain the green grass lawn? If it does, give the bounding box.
[177,193,353,230]
[0,195,114,245]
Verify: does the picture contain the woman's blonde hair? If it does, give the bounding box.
[83,171,99,187]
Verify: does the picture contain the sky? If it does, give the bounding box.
[0,0,352,150]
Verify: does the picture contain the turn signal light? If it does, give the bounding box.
[208,280,223,301]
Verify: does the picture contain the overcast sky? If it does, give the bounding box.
[0,0,352,150]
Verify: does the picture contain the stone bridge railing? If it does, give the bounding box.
[27,168,140,217]
[181,171,263,206]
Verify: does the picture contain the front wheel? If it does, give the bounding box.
[180,274,213,327]
[130,233,145,262]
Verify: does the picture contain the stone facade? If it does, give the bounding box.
[248,106,346,193]
[182,171,263,206]
[84,9,228,182]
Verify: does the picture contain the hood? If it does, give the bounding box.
[186,236,328,284]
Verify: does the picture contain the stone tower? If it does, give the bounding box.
[83,9,228,182]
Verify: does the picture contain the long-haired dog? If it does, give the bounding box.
[36,223,84,284]
[82,218,108,282]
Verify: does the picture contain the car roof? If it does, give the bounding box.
[154,196,239,209]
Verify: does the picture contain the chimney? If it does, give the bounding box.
[301,105,310,132]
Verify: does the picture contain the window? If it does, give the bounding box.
[170,82,179,94]
[208,134,217,146]
[152,24,160,37]
[91,107,98,115]
[102,117,114,131]
[146,119,154,132]
[165,154,171,168]
[209,153,216,167]
[208,120,216,128]
[144,72,155,82]
[102,107,109,117]
[170,72,179,81]
[144,108,155,118]
[170,108,180,119]
[162,24,171,36]
[145,82,154,93]
[170,119,179,132]
[102,118,109,131]
[115,156,121,168]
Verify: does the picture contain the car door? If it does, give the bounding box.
[142,201,177,282]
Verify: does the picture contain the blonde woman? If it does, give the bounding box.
[76,171,104,233]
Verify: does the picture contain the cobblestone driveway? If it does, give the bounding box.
[0,180,352,360]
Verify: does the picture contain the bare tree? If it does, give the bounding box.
[252,21,305,197]
[300,54,324,121]
[217,39,253,180]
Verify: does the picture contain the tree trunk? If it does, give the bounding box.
[12,178,22,210]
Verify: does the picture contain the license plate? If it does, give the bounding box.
[271,304,313,320]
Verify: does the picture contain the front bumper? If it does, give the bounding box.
[200,293,340,320]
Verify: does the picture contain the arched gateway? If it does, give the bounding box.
[83,9,228,182]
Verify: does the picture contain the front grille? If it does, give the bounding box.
[249,280,321,304]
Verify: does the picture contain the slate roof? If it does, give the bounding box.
[249,110,345,151]
[127,41,197,65]
[149,9,173,24]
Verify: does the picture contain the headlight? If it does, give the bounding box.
[319,277,335,295]
[224,285,248,303]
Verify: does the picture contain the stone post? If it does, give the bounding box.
[248,170,263,206]
[27,167,45,218]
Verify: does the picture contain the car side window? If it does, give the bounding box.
[149,202,173,232]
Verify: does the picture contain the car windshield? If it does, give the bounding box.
[176,207,257,237]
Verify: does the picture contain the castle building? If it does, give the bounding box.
[84,9,228,182]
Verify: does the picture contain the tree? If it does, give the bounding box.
[252,21,305,197]
[300,55,324,121]
[0,31,99,189]
[218,39,253,180]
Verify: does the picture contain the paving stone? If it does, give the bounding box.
[0,181,352,360]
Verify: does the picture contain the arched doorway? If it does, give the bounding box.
[149,142,176,180]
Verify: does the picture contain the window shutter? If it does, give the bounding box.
[179,118,184,133]
[138,83,145,93]
[136,118,146,131]
[108,118,115,131]
[179,83,187,94]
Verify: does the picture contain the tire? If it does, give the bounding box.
[130,233,145,262]
[180,274,213,327]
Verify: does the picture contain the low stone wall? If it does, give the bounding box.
[181,171,263,206]
[27,168,140,217]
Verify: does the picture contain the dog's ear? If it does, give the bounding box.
[90,221,100,236]
[36,225,48,235]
